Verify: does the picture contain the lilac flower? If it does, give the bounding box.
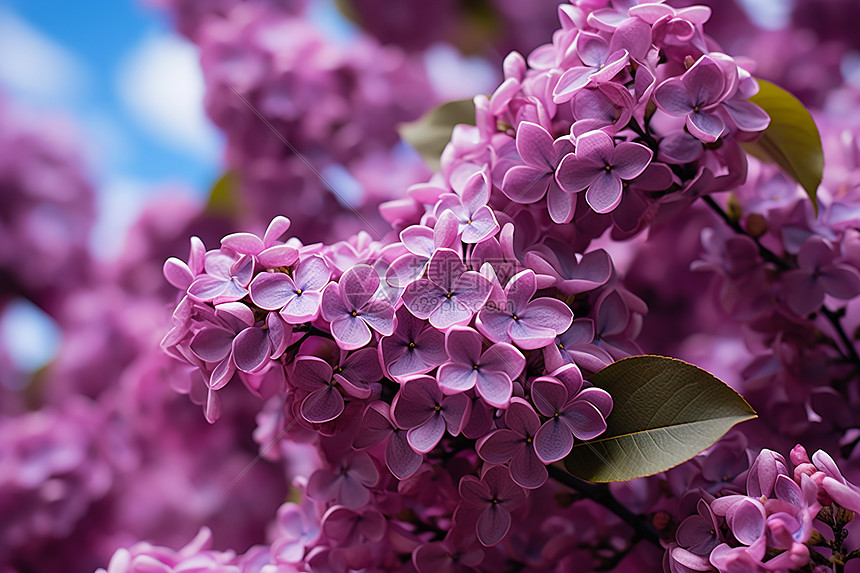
[412,533,484,573]
[189,302,282,391]
[320,264,395,350]
[675,499,722,556]
[291,356,347,423]
[387,211,458,287]
[354,401,422,480]
[525,245,613,296]
[530,376,610,463]
[556,130,653,214]
[402,249,492,330]
[552,33,629,103]
[810,450,860,513]
[307,452,379,509]
[782,236,860,315]
[391,375,471,454]
[570,83,635,137]
[320,505,386,547]
[543,318,614,373]
[436,327,525,408]
[500,122,575,223]
[476,269,573,350]
[220,215,299,269]
[163,236,205,291]
[434,171,500,244]
[653,55,730,143]
[187,250,255,304]
[249,254,331,323]
[96,528,238,573]
[380,307,447,382]
[458,465,526,547]
[476,398,547,489]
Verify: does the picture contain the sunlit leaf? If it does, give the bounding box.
[564,355,756,483]
[741,79,823,215]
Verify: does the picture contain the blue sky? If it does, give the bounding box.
[0,0,223,259]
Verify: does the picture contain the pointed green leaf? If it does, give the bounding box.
[741,79,823,215]
[564,355,756,483]
[399,99,476,170]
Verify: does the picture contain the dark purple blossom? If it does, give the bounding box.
[391,375,471,453]
[458,465,527,547]
[307,452,379,509]
[782,236,860,315]
[476,398,547,488]
[380,307,447,382]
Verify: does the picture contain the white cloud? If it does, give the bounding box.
[0,9,88,103]
[424,43,500,101]
[117,34,220,159]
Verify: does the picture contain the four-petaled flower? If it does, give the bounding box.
[249,255,331,323]
[501,122,575,223]
[556,129,653,214]
[458,465,527,547]
[476,397,548,489]
[437,326,525,408]
[321,264,396,350]
[476,269,574,350]
[653,55,729,143]
[391,375,471,454]
[402,249,492,330]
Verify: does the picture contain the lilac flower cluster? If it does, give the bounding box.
[0,97,95,316]
[665,444,860,573]
[161,200,623,556]
[194,2,436,241]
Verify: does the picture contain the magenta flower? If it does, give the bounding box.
[436,327,525,408]
[307,452,379,509]
[391,375,471,453]
[220,215,299,269]
[782,236,860,316]
[434,172,500,244]
[458,465,526,547]
[320,505,386,547]
[412,533,483,573]
[530,376,610,464]
[570,83,635,137]
[500,122,575,223]
[249,255,331,323]
[379,307,447,382]
[354,401,422,480]
[525,245,613,296]
[556,129,653,214]
[476,269,573,350]
[476,397,547,489]
[653,55,729,143]
[291,355,346,423]
[675,499,722,556]
[543,318,614,374]
[552,33,629,103]
[187,250,254,304]
[402,249,492,330]
[387,212,458,288]
[163,236,205,291]
[321,264,395,350]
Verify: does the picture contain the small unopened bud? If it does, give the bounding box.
[745,213,768,238]
[652,511,671,531]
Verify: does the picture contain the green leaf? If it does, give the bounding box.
[564,355,756,483]
[399,99,476,170]
[741,79,823,215]
[205,171,241,217]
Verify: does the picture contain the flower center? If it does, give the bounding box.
[296,289,303,295]
[408,342,416,349]
[434,405,441,412]
[604,165,612,171]
[351,311,358,317]
[512,314,519,321]
[472,364,479,370]
[445,292,453,299]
